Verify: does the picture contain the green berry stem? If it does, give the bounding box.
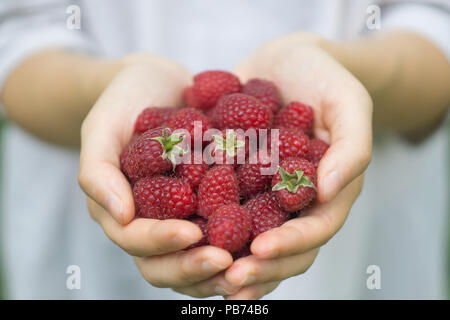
[272,167,317,193]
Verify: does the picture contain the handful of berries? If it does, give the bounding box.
[120,70,328,257]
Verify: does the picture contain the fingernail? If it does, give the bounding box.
[174,228,201,245]
[202,260,226,273]
[323,170,342,202]
[105,193,124,223]
[254,240,276,258]
[257,246,277,259]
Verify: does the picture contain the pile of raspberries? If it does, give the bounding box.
[120,70,328,257]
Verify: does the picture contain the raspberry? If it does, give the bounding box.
[123,127,184,181]
[134,107,177,134]
[184,87,198,108]
[236,151,274,199]
[274,101,314,135]
[175,152,209,190]
[213,93,272,131]
[120,134,140,178]
[167,108,211,145]
[133,176,196,220]
[306,138,329,169]
[244,192,289,240]
[242,78,281,113]
[197,165,240,218]
[273,128,310,161]
[120,143,131,176]
[207,204,251,253]
[187,70,241,110]
[272,158,317,212]
[186,216,208,249]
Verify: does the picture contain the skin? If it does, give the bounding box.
[1,31,449,299]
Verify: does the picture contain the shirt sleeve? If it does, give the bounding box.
[378,2,450,60]
[0,0,97,113]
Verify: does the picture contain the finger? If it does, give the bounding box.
[79,117,134,225]
[87,198,202,256]
[172,272,241,298]
[225,281,281,300]
[251,175,364,259]
[135,246,233,288]
[317,81,372,202]
[225,249,318,287]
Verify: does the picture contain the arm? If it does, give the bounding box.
[1,50,123,146]
[321,31,450,140]
[2,47,238,297]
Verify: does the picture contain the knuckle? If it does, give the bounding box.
[360,147,372,168]
[178,254,194,284]
[137,261,168,288]
[250,261,263,278]
[77,169,88,189]
[149,279,167,288]
[173,287,208,299]
[319,213,337,245]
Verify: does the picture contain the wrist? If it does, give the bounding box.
[318,35,398,98]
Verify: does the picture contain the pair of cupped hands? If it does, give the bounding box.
[78,33,372,299]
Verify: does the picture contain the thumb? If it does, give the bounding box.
[79,120,135,225]
[317,90,373,202]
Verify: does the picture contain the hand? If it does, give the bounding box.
[78,54,238,297]
[220,33,371,299]
[177,175,364,299]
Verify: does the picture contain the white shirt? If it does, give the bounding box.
[0,0,449,299]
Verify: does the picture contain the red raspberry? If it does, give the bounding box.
[213,93,272,131]
[186,216,208,249]
[134,107,177,134]
[187,70,241,110]
[120,134,140,177]
[133,176,196,220]
[204,107,216,123]
[184,87,198,108]
[120,143,131,175]
[123,127,185,181]
[242,78,281,114]
[207,204,251,253]
[244,192,289,240]
[272,128,310,161]
[306,138,329,169]
[275,101,314,135]
[175,152,209,190]
[236,151,274,199]
[272,158,317,212]
[232,245,251,260]
[197,165,240,218]
[167,108,211,145]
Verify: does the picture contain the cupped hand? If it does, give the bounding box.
[177,175,364,299]
[78,54,237,297]
[216,33,371,299]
